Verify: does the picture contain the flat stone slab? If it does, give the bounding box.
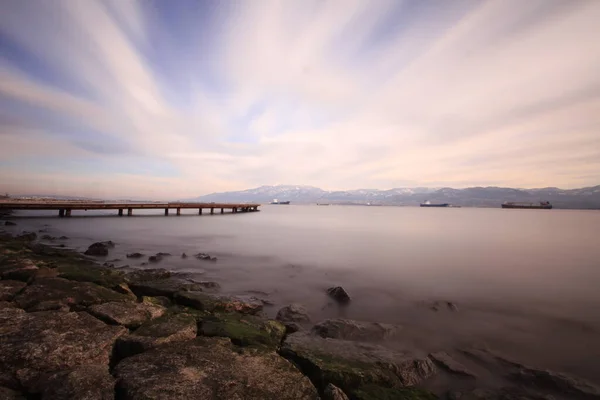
[312,318,402,341]
[280,332,436,392]
[174,291,263,315]
[0,310,127,390]
[114,337,319,399]
[129,279,206,298]
[199,313,285,348]
[115,313,197,360]
[88,301,166,329]
[13,277,132,311]
[0,280,26,301]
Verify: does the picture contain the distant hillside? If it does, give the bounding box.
[185,185,600,209]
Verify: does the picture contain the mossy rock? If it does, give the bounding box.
[141,296,171,307]
[351,385,437,400]
[57,263,126,289]
[199,313,285,348]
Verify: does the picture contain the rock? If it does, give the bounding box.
[195,252,217,261]
[0,310,126,390]
[181,252,188,258]
[32,365,114,400]
[57,263,126,289]
[324,383,350,400]
[312,318,401,341]
[450,387,558,400]
[0,301,19,310]
[194,280,221,290]
[41,234,56,241]
[84,242,113,256]
[0,387,25,399]
[447,301,458,311]
[279,332,436,392]
[199,313,285,348]
[126,252,144,258]
[59,236,69,240]
[429,351,476,377]
[175,291,263,315]
[352,385,437,400]
[125,268,171,282]
[129,279,206,298]
[0,280,26,301]
[115,313,197,360]
[148,255,162,263]
[114,337,319,399]
[16,232,36,241]
[14,277,132,311]
[141,296,171,307]
[102,262,114,268]
[113,283,137,299]
[326,286,350,304]
[0,262,39,282]
[4,221,16,226]
[156,252,171,257]
[510,366,600,398]
[276,303,311,323]
[283,322,302,334]
[88,301,166,329]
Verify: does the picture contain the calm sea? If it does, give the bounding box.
[6,205,600,382]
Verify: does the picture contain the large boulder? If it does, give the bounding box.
[114,337,319,399]
[129,279,206,298]
[0,280,26,301]
[30,365,115,399]
[279,332,436,393]
[115,313,197,360]
[88,301,166,329]
[174,291,263,315]
[0,310,126,390]
[84,241,114,257]
[312,318,401,342]
[199,313,285,348]
[14,277,132,312]
[276,303,311,323]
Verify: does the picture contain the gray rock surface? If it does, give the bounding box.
[14,277,132,311]
[88,301,166,329]
[114,337,319,399]
[0,280,26,301]
[279,332,436,392]
[312,318,401,341]
[174,291,263,314]
[0,310,126,390]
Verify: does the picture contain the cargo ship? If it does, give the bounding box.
[270,199,290,205]
[502,201,552,209]
[420,201,449,207]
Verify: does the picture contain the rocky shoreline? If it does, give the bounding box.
[1,230,599,399]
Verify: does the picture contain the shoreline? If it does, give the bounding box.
[1,229,600,399]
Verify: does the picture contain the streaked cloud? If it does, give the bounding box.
[1,0,599,198]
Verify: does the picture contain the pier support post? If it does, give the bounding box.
[127,208,133,216]
[165,208,169,216]
[65,209,72,217]
[199,208,202,215]
[221,208,224,214]
[210,208,214,215]
[176,208,181,216]
[59,209,65,217]
[118,209,123,217]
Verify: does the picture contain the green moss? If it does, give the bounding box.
[199,313,285,348]
[352,385,438,400]
[57,264,125,288]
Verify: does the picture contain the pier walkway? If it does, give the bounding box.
[0,201,260,217]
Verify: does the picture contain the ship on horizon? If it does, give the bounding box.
[420,201,449,207]
[270,199,290,205]
[502,201,552,209]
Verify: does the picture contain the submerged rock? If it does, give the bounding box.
[148,255,162,263]
[0,280,26,301]
[31,365,115,400]
[279,332,436,392]
[312,318,401,342]
[181,252,188,258]
[41,234,56,241]
[156,252,171,257]
[84,242,114,257]
[88,301,166,329]
[115,313,197,360]
[199,313,285,348]
[174,291,263,315]
[14,277,132,311]
[114,337,319,399]
[195,252,217,261]
[126,252,144,259]
[59,235,69,240]
[326,286,350,304]
[4,221,17,226]
[276,303,311,323]
[0,310,126,390]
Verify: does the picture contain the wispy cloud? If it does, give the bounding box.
[1,0,599,198]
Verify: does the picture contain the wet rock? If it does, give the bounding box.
[279,332,436,392]
[41,234,56,241]
[199,313,285,348]
[102,262,114,268]
[429,351,476,378]
[175,291,263,315]
[126,252,144,259]
[88,301,166,329]
[4,221,16,226]
[84,242,113,256]
[14,277,132,311]
[129,279,206,298]
[0,387,25,399]
[16,232,37,241]
[312,318,401,341]
[114,337,319,399]
[32,365,114,400]
[194,280,221,290]
[57,263,126,289]
[0,280,26,301]
[326,286,350,304]
[447,301,459,311]
[511,366,600,398]
[324,383,350,400]
[195,252,217,261]
[59,235,69,240]
[115,313,197,360]
[156,252,171,257]
[148,255,162,263]
[0,310,126,390]
[283,322,303,334]
[181,252,188,258]
[125,268,171,282]
[352,385,437,400]
[276,303,311,324]
[450,387,558,400]
[141,295,171,307]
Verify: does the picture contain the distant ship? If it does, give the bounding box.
[317,203,330,206]
[420,201,449,207]
[502,201,552,209]
[270,199,290,205]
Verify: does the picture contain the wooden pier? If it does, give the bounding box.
[0,201,260,218]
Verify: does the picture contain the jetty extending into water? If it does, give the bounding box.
[0,201,260,217]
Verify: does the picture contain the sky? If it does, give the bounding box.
[1,0,599,199]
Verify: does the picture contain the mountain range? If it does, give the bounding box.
[188,185,600,209]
